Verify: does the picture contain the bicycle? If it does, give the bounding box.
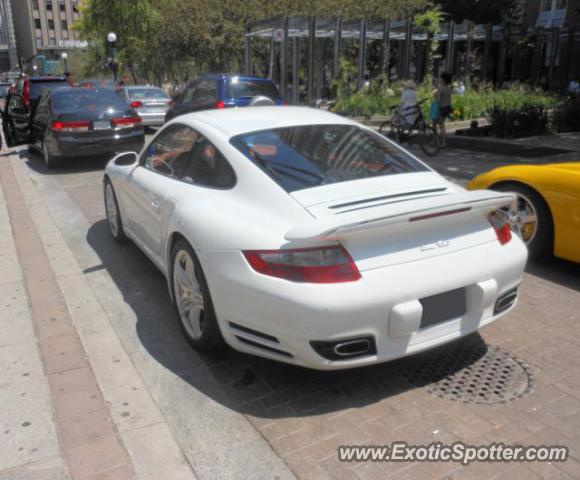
[379,98,439,156]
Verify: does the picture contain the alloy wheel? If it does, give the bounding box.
[173,249,205,340]
[502,192,538,245]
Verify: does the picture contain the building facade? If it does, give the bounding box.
[0,0,18,70]
[522,0,580,28]
[10,0,87,71]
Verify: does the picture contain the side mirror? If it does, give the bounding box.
[113,151,139,167]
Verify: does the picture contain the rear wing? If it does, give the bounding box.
[286,190,514,240]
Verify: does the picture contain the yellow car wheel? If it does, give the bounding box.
[494,183,553,259]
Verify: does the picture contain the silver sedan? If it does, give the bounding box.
[117,86,172,128]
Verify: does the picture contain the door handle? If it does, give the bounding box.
[151,199,161,209]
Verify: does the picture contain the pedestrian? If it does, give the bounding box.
[434,72,453,148]
[400,80,418,127]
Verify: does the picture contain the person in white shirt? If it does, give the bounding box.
[400,80,418,127]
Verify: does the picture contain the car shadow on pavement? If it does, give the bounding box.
[85,218,493,419]
[526,256,580,291]
[20,149,114,174]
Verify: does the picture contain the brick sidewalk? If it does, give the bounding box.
[0,157,135,479]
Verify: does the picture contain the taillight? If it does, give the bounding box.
[215,100,226,109]
[52,120,90,132]
[23,81,30,106]
[243,246,361,283]
[112,116,142,128]
[130,100,143,108]
[488,211,512,245]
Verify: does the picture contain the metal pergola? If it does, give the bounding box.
[244,16,580,104]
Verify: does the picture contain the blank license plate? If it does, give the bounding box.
[93,121,111,130]
[419,288,466,328]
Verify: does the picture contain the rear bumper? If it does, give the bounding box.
[136,111,167,126]
[199,238,528,370]
[51,130,145,158]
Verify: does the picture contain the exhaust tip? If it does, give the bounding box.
[311,336,376,361]
[494,287,518,315]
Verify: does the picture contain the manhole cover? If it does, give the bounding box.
[397,335,534,404]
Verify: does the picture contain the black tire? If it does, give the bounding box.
[103,179,127,243]
[379,119,402,143]
[416,120,439,156]
[170,239,224,351]
[494,183,553,259]
[42,139,61,169]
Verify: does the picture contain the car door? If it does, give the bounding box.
[30,92,50,149]
[2,94,31,147]
[123,124,199,265]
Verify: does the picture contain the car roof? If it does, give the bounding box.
[199,74,275,82]
[50,87,111,95]
[177,106,357,137]
[29,76,68,82]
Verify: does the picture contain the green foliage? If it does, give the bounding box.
[334,90,399,117]
[414,7,444,86]
[334,81,563,137]
[435,0,517,24]
[73,0,430,84]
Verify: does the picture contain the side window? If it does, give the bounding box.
[196,80,218,102]
[143,124,199,178]
[188,135,235,188]
[182,82,199,103]
[143,124,235,188]
[8,94,26,114]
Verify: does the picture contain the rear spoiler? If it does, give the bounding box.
[286,190,514,240]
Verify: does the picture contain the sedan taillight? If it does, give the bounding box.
[130,100,143,108]
[52,120,90,132]
[112,116,142,128]
[488,211,512,245]
[243,246,361,283]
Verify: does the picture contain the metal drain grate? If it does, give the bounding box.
[397,335,534,404]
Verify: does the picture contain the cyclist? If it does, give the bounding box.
[400,80,418,127]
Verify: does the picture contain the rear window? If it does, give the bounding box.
[231,124,429,192]
[52,89,128,111]
[229,79,280,100]
[30,80,68,99]
[128,88,169,100]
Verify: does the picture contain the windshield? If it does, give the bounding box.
[128,88,169,100]
[52,89,128,111]
[229,79,280,100]
[231,124,429,192]
[30,80,68,99]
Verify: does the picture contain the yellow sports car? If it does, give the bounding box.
[467,163,580,263]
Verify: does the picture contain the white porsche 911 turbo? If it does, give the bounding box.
[103,106,527,370]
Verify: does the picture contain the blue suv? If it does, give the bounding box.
[165,74,284,122]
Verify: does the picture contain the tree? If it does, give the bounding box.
[73,0,431,85]
[435,0,516,25]
[415,6,444,84]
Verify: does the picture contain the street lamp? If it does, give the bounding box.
[61,52,68,74]
[107,32,118,83]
